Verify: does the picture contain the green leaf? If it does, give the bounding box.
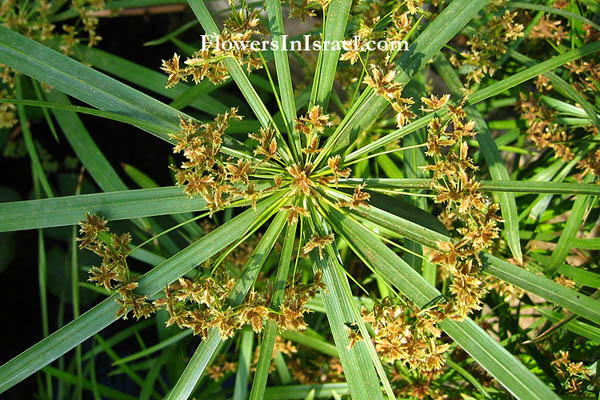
[264,0,300,158]
[69,43,227,116]
[0,26,252,160]
[536,308,600,343]
[16,77,54,198]
[0,187,206,232]
[43,367,137,400]
[557,265,600,289]
[264,383,350,399]
[547,192,592,275]
[164,332,221,399]
[507,2,600,31]
[122,162,204,239]
[280,331,338,358]
[339,178,600,196]
[469,42,600,105]
[234,328,254,400]
[306,211,385,400]
[112,330,191,366]
[482,254,600,325]
[45,90,127,192]
[250,219,297,400]
[309,0,352,110]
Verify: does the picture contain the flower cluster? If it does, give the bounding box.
[78,213,156,320]
[517,92,600,180]
[161,7,263,87]
[530,15,568,46]
[339,8,414,66]
[154,271,324,338]
[170,108,269,213]
[296,105,333,156]
[361,298,450,373]
[450,10,524,84]
[423,98,502,318]
[551,351,595,395]
[364,62,417,129]
[517,92,573,161]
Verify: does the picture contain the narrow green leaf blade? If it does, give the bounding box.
[310,0,352,110]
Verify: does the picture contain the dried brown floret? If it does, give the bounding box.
[303,233,335,259]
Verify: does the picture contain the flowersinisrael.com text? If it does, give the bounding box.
[200,34,409,52]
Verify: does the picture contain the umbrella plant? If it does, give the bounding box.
[0,0,599,398]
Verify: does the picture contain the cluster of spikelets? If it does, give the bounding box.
[551,351,596,395]
[450,8,524,85]
[508,10,600,181]
[161,7,263,87]
[169,108,270,213]
[339,9,414,67]
[517,85,600,181]
[78,213,157,320]
[517,76,600,181]
[0,0,107,128]
[154,272,324,339]
[78,211,327,339]
[517,92,574,162]
[421,96,502,319]
[355,298,451,373]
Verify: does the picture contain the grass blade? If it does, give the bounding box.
[264,383,350,399]
[70,43,227,116]
[0,187,208,232]
[309,0,352,110]
[0,26,251,160]
[45,90,128,192]
[483,253,600,325]
[250,219,297,400]
[164,332,221,399]
[306,211,385,400]
[16,77,54,198]
[42,367,137,400]
[338,178,600,195]
[264,0,300,158]
[547,192,592,275]
[234,328,254,400]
